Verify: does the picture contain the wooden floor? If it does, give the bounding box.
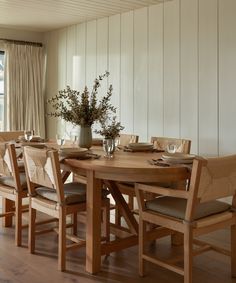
[0,217,235,283]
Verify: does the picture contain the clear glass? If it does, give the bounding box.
[56,134,65,147]
[70,131,78,145]
[166,143,177,154]
[103,138,116,158]
[24,130,34,142]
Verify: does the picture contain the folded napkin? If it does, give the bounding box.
[148,159,170,167]
[59,152,101,162]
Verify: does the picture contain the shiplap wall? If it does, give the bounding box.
[44,0,236,156]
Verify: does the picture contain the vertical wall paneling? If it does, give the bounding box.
[108,14,121,117]
[94,17,109,134]
[66,25,76,87]
[199,0,218,156]
[148,4,164,140]
[86,20,97,91]
[65,26,77,136]
[75,23,86,91]
[57,28,67,135]
[219,0,236,155]
[134,7,148,141]
[120,11,134,134]
[180,0,198,154]
[45,2,236,156]
[163,0,180,138]
[96,17,109,100]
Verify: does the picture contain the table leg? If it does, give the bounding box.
[86,170,102,274]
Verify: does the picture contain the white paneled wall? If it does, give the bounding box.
[45,0,236,156]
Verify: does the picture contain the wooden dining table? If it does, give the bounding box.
[61,147,190,274]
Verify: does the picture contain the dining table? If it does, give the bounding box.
[60,147,191,274]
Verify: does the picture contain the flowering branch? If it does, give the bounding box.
[95,116,124,139]
[47,71,116,126]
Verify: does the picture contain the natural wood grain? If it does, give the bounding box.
[135,156,236,283]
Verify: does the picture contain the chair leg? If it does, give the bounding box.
[139,216,147,277]
[73,212,77,236]
[15,195,22,246]
[2,198,14,227]
[231,224,236,277]
[184,225,193,283]
[29,202,36,254]
[58,207,66,271]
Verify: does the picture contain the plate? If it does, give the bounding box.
[59,147,88,157]
[128,143,154,151]
[162,152,196,164]
[162,152,195,160]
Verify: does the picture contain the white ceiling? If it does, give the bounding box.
[0,0,165,33]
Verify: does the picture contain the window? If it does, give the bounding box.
[0,51,5,130]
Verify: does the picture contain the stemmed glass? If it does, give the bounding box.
[24,130,34,142]
[56,134,65,148]
[70,131,79,146]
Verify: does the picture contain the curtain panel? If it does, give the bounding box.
[5,43,45,137]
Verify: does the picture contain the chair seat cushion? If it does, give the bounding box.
[146,196,231,220]
[36,182,109,205]
[0,173,27,189]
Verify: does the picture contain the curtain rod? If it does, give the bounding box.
[0,38,43,47]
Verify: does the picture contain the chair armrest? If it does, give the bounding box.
[135,183,189,199]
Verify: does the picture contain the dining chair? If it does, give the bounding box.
[0,130,24,142]
[117,133,139,147]
[135,155,236,283]
[115,136,191,229]
[23,146,110,271]
[112,134,139,226]
[0,143,28,246]
[150,136,191,154]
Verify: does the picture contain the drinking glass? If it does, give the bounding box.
[24,130,34,142]
[166,143,177,154]
[56,134,65,147]
[70,131,79,145]
[103,139,116,158]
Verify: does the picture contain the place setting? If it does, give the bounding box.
[122,142,165,153]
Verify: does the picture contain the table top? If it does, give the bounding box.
[62,148,191,183]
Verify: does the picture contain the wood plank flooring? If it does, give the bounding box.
[0,216,235,283]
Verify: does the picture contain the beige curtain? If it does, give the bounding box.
[5,43,45,137]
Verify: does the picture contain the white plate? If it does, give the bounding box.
[162,152,196,164]
[59,147,88,157]
[128,143,153,150]
[162,152,195,160]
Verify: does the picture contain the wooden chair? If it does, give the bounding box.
[135,155,236,283]
[117,133,139,148]
[116,136,191,228]
[0,143,28,246]
[0,131,24,142]
[23,146,110,271]
[151,136,191,154]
